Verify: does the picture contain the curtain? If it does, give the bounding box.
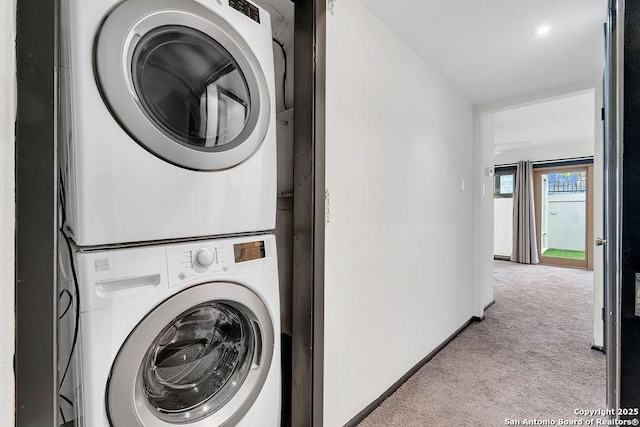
[511,160,539,264]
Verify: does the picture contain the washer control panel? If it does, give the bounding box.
[194,248,215,268]
[233,240,265,263]
[166,235,276,288]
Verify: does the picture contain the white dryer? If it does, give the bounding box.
[67,234,280,426]
[60,0,277,247]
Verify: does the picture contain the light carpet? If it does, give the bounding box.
[358,261,606,427]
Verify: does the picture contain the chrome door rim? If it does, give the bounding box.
[106,282,274,426]
[95,0,270,171]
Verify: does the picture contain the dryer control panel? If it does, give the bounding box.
[229,0,260,23]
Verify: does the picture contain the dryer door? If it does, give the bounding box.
[107,282,274,426]
[95,0,271,171]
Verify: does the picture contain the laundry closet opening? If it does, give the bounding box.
[14,0,317,423]
[54,0,301,425]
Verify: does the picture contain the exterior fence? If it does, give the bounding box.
[548,179,587,194]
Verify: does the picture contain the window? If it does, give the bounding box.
[494,171,515,198]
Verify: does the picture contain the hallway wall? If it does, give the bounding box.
[324,1,475,425]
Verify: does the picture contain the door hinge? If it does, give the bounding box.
[595,237,607,246]
[601,107,605,121]
[328,0,337,15]
[602,307,606,321]
[325,188,331,223]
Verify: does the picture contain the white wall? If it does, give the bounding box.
[494,198,513,257]
[546,194,587,252]
[0,0,15,425]
[324,2,475,425]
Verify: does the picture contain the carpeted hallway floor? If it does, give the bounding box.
[358,261,606,427]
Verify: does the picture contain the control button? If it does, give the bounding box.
[178,272,187,280]
[223,265,229,272]
[194,248,215,268]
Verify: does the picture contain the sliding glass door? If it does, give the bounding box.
[534,165,594,269]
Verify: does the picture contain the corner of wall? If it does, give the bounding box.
[472,108,486,317]
[473,108,496,314]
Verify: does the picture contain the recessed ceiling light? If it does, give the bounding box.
[532,23,552,37]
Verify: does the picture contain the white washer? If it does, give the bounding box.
[67,234,280,426]
[60,0,277,247]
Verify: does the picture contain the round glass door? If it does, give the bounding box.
[132,26,250,150]
[142,302,254,422]
[95,0,271,170]
[106,282,274,426]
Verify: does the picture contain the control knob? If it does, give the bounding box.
[194,248,215,268]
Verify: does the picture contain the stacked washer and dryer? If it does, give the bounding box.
[58,0,281,425]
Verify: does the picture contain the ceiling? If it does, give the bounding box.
[493,90,595,154]
[359,0,608,106]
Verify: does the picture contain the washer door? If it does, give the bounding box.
[107,282,274,426]
[95,0,270,171]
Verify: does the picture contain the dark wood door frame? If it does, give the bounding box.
[292,0,326,425]
[15,0,59,424]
